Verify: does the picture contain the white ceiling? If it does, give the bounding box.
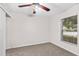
[1,3,79,16]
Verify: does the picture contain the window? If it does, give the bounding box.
[62,15,77,44]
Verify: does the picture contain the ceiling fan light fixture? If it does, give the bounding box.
[18,3,50,15]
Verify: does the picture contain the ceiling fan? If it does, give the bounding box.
[18,3,50,14]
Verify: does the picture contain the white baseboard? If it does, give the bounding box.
[6,41,49,49]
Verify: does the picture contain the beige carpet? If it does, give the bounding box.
[6,43,76,56]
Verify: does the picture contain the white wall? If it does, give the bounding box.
[6,13,49,49]
[50,4,79,55]
[0,8,6,56]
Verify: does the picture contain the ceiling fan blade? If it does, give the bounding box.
[39,5,50,11]
[18,4,32,7]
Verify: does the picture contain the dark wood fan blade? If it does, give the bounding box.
[18,4,32,7]
[39,5,50,11]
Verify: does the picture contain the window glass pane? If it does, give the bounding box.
[62,15,77,44]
